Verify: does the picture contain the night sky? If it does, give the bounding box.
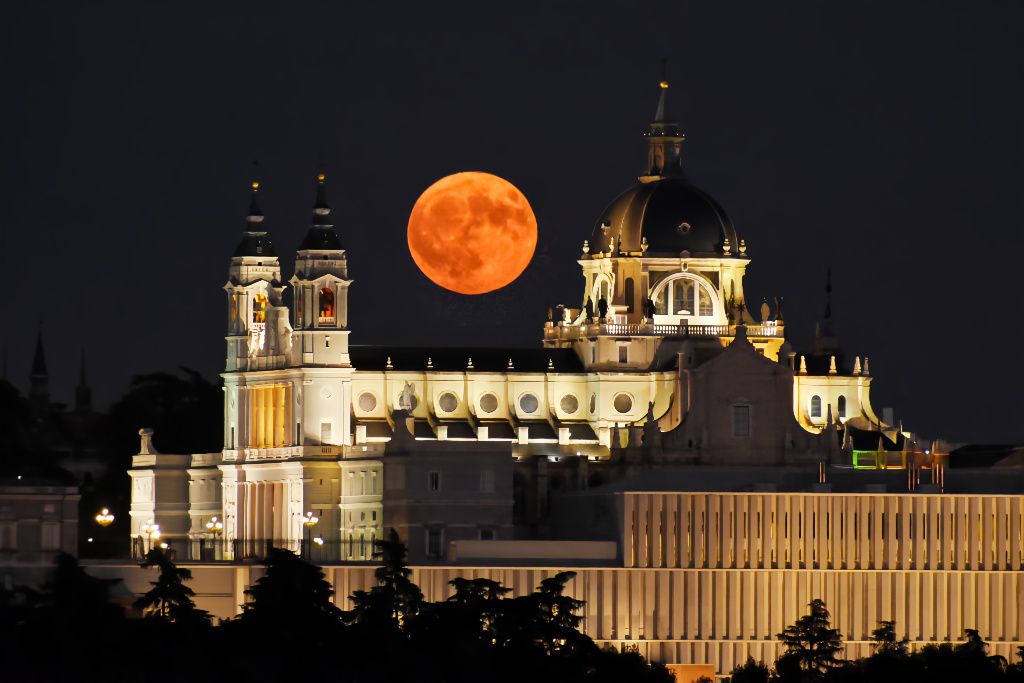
[3,1,1022,444]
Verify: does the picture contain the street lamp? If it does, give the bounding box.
[94,508,115,527]
[302,511,319,559]
[141,520,161,554]
[205,516,224,560]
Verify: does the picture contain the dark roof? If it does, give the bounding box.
[567,423,598,441]
[350,346,585,373]
[299,227,343,251]
[590,177,739,257]
[479,421,516,439]
[949,444,1024,469]
[233,231,278,258]
[845,425,903,451]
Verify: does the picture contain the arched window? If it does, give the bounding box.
[319,288,335,323]
[624,278,635,313]
[810,395,822,418]
[651,274,717,322]
[837,395,847,419]
[252,293,268,324]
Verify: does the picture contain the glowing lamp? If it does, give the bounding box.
[303,511,319,529]
[95,508,115,527]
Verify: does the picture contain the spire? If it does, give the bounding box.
[815,267,839,353]
[29,325,49,407]
[75,348,92,413]
[299,173,343,250]
[643,59,685,178]
[232,179,277,258]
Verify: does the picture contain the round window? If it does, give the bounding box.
[559,394,579,415]
[613,393,633,414]
[479,393,498,414]
[519,393,539,414]
[438,392,459,413]
[357,392,377,412]
[590,394,597,413]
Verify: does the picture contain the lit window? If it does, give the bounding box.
[732,405,751,438]
[319,288,335,323]
[252,293,268,324]
[810,395,822,418]
[837,395,847,419]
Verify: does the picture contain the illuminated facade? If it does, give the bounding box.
[123,76,1024,677]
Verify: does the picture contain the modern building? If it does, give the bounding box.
[121,75,1024,677]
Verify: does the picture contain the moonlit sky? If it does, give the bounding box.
[2,1,1023,443]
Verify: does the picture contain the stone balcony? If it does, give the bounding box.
[543,321,783,342]
[222,445,342,462]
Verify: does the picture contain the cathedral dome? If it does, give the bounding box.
[591,177,739,258]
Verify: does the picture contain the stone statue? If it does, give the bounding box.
[398,382,416,412]
[644,298,656,320]
[585,297,594,321]
[597,297,608,320]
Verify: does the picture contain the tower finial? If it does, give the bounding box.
[298,171,342,250]
[644,60,685,178]
[313,172,332,225]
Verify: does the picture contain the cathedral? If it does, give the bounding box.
[123,76,1024,677]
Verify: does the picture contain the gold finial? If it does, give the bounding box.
[317,173,326,182]
[659,80,669,89]
[251,180,260,191]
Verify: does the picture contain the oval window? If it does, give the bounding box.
[560,394,579,414]
[357,392,377,412]
[438,392,459,413]
[479,393,498,414]
[613,393,633,414]
[519,393,539,414]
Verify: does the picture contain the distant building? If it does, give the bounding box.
[0,474,79,587]
[123,75,1024,676]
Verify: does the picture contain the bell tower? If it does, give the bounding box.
[289,173,352,367]
[223,180,288,373]
[289,173,353,447]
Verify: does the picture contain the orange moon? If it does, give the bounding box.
[407,172,537,295]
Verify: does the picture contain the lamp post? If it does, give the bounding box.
[205,516,224,560]
[302,511,319,560]
[141,520,161,554]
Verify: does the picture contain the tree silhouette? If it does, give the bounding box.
[730,656,770,683]
[134,548,210,626]
[346,528,423,632]
[776,599,845,679]
[240,546,342,629]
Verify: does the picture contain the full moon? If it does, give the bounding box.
[407,172,537,295]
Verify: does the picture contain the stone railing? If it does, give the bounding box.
[544,321,782,341]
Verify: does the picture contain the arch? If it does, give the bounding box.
[319,287,336,323]
[590,274,612,307]
[649,273,720,324]
[837,395,847,419]
[624,277,635,313]
[810,395,822,418]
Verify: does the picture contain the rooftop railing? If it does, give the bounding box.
[544,321,782,341]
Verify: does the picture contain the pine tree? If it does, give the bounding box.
[776,599,845,677]
[730,656,770,683]
[134,548,210,626]
[241,546,342,628]
[346,529,423,632]
[869,620,909,657]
